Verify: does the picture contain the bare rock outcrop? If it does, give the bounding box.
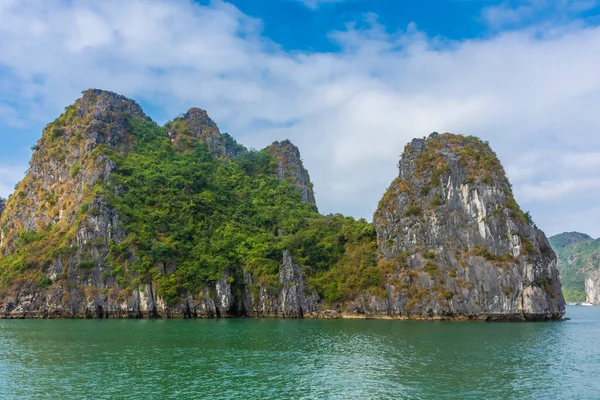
[586,272,600,304]
[264,140,316,206]
[165,107,244,158]
[373,134,565,321]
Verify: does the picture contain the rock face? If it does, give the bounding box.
[550,232,600,303]
[165,107,244,158]
[0,198,5,218]
[265,140,316,205]
[0,88,137,259]
[0,89,142,317]
[585,272,600,304]
[373,134,565,321]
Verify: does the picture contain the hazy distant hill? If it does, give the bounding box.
[549,232,600,302]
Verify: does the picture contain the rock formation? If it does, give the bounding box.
[0,91,565,320]
[165,107,244,158]
[585,272,600,304]
[0,198,5,218]
[0,89,322,319]
[264,140,316,205]
[373,134,565,321]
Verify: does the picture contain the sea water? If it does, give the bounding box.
[0,306,598,399]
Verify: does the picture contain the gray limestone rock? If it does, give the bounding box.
[586,272,600,304]
[165,107,244,158]
[264,140,316,206]
[373,134,565,321]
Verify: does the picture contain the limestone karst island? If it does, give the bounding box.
[0,90,568,321]
[0,90,566,320]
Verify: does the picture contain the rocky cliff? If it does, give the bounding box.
[165,107,244,157]
[550,232,600,303]
[373,134,565,321]
[585,273,600,304]
[0,198,5,218]
[265,140,316,206]
[0,89,328,319]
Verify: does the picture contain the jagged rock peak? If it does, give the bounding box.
[264,140,316,206]
[373,132,565,321]
[77,89,145,120]
[0,89,143,251]
[32,89,148,156]
[164,107,244,157]
[182,107,219,130]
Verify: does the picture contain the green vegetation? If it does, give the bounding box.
[403,205,422,217]
[69,163,80,178]
[0,111,381,307]
[550,232,600,302]
[519,235,537,255]
[470,246,515,264]
[423,261,438,278]
[107,118,381,305]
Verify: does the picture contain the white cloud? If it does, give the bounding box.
[293,0,347,10]
[0,0,600,236]
[482,0,600,28]
[519,177,600,202]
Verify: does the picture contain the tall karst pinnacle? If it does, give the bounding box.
[264,140,317,206]
[372,133,565,321]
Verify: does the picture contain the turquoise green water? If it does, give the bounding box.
[0,306,598,399]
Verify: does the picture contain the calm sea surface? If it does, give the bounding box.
[0,306,599,399]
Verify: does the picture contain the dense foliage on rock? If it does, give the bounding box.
[373,134,565,320]
[0,90,378,318]
[550,232,600,303]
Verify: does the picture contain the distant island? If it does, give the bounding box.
[0,89,565,320]
[550,232,600,304]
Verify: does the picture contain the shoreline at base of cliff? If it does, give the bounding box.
[0,311,565,322]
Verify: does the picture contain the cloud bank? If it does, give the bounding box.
[0,0,599,236]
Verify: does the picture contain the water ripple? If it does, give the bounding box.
[0,307,599,399]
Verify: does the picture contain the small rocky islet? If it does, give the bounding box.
[0,89,565,320]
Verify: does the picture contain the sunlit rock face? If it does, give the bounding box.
[373,133,565,321]
[586,273,600,304]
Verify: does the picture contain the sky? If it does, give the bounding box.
[1,0,600,237]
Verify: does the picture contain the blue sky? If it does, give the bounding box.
[1,0,600,236]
